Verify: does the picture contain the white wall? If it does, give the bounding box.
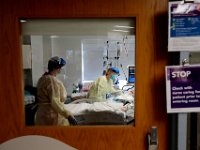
[31,36,44,87]
[51,36,82,94]
[22,45,32,69]
[43,36,53,71]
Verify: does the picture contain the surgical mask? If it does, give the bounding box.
[110,74,116,82]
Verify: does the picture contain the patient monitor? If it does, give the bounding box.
[128,66,135,84]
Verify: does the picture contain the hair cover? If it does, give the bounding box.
[108,67,120,74]
[48,56,66,71]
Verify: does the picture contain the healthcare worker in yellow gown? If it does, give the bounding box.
[88,67,121,102]
[35,56,77,126]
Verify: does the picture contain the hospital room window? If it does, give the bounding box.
[21,18,136,126]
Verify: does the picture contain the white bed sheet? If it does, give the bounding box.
[64,100,134,119]
[64,101,125,116]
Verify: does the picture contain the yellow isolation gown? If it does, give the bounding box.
[35,74,71,126]
[88,76,117,102]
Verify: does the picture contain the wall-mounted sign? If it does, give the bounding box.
[168,1,200,51]
[166,65,200,113]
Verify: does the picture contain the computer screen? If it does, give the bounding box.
[128,66,135,83]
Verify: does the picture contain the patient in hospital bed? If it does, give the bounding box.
[65,67,135,125]
[64,91,134,125]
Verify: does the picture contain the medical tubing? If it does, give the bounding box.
[122,85,134,91]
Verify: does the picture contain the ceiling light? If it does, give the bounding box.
[114,25,135,28]
[50,35,59,38]
[112,29,129,33]
[20,20,27,23]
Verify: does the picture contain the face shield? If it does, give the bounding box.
[59,67,66,75]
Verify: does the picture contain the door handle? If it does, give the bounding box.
[148,126,158,150]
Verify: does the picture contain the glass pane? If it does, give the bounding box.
[21,18,136,126]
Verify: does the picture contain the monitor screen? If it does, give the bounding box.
[128,66,135,83]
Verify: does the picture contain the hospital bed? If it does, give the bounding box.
[64,92,134,125]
